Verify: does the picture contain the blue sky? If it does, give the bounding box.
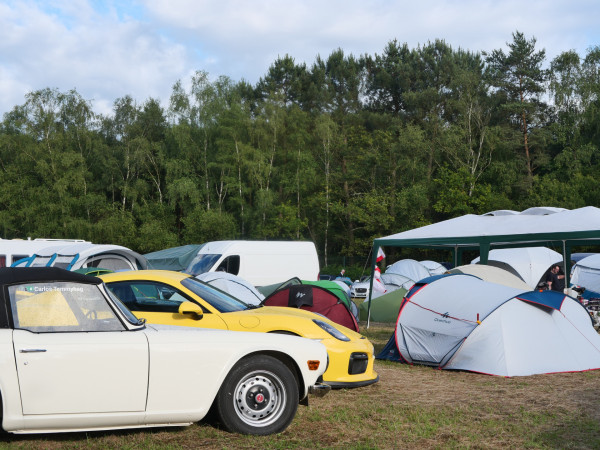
[1,0,599,116]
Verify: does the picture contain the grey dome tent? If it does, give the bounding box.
[377,274,600,376]
[420,260,447,276]
[571,254,600,296]
[385,259,430,283]
[195,272,265,305]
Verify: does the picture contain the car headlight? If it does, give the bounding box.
[313,319,351,341]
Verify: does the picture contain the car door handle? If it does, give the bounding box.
[19,349,47,353]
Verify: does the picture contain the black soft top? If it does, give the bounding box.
[0,267,101,286]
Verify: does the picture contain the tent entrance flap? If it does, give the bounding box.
[397,325,465,366]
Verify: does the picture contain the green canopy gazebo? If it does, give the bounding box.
[367,206,600,326]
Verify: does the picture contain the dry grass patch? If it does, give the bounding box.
[2,323,600,448]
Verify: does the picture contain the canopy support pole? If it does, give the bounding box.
[366,243,378,329]
[479,242,490,265]
[563,240,571,289]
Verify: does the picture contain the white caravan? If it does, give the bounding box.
[185,240,320,286]
[0,238,88,268]
[7,241,147,271]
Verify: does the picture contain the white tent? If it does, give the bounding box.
[195,272,265,305]
[571,254,600,294]
[381,273,415,291]
[471,247,562,289]
[382,274,600,376]
[448,264,531,290]
[385,259,430,283]
[482,210,519,216]
[420,260,447,276]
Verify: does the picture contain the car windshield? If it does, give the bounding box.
[181,277,251,312]
[186,254,221,276]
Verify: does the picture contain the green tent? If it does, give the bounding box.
[359,288,407,323]
[302,280,351,307]
[144,244,203,271]
[258,278,358,317]
[256,278,301,298]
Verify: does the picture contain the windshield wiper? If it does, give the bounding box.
[245,304,262,309]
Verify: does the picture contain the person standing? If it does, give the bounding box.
[546,264,565,292]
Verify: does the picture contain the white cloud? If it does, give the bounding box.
[0,0,189,115]
[1,0,599,117]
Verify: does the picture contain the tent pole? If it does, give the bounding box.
[366,243,378,329]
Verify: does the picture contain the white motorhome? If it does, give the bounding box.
[0,238,89,268]
[184,240,320,286]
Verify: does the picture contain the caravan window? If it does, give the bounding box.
[0,255,5,268]
[86,256,134,271]
[187,254,221,276]
[12,255,28,265]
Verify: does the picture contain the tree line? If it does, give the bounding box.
[1,31,599,268]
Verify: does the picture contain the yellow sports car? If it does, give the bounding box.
[101,270,378,388]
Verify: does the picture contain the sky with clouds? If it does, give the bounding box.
[1,0,599,117]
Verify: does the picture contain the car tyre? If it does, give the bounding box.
[215,355,299,435]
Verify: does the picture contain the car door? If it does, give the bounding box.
[107,281,229,330]
[10,281,149,415]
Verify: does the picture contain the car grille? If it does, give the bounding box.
[348,352,369,375]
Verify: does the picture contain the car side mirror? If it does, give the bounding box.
[178,301,204,320]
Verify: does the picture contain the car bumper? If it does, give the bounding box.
[308,382,332,397]
[324,374,380,389]
[320,337,379,388]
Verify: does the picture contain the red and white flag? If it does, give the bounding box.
[373,266,386,293]
[376,247,386,263]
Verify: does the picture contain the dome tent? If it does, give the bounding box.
[385,259,430,283]
[571,254,600,296]
[377,274,600,376]
[448,264,531,290]
[261,280,359,332]
[471,247,562,289]
[359,288,407,322]
[420,260,447,276]
[195,272,265,305]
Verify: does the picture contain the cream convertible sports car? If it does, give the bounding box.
[101,270,379,388]
[0,267,329,435]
